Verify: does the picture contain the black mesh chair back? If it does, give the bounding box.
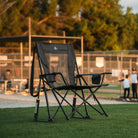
[37,42,76,87]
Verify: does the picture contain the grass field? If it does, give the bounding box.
[0,104,138,138]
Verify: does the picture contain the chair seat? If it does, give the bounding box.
[54,84,108,90]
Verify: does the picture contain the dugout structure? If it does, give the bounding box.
[0,33,84,91]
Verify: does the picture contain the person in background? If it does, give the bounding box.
[25,78,29,89]
[123,74,130,102]
[131,68,137,101]
[0,69,12,90]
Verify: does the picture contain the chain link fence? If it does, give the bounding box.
[0,47,138,95]
[76,50,138,83]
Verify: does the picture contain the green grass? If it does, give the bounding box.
[0,104,138,138]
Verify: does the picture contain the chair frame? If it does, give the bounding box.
[30,42,111,122]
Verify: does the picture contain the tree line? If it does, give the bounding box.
[0,0,138,51]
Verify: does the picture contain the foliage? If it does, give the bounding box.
[0,0,138,50]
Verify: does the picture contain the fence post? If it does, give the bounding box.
[88,53,90,84]
[120,52,123,97]
[20,42,23,92]
[28,17,31,93]
[81,36,83,74]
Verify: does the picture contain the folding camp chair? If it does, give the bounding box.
[30,42,111,122]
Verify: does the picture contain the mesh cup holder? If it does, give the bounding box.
[92,74,101,84]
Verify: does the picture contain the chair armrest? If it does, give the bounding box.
[102,72,112,75]
[75,72,112,85]
[76,72,111,77]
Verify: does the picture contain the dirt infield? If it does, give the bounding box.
[0,93,134,109]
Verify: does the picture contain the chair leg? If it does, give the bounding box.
[89,87,108,116]
[71,92,106,116]
[34,79,41,121]
[37,78,53,122]
[53,89,85,119]
[92,93,108,116]
[34,98,40,121]
[43,89,53,121]
[80,76,108,116]
[80,90,90,118]
[52,89,69,119]
[51,89,69,120]
[72,95,77,117]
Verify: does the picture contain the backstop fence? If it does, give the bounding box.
[0,47,138,93]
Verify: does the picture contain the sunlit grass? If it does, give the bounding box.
[0,104,138,138]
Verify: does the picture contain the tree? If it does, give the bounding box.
[0,0,138,50]
[0,0,16,16]
[117,7,138,50]
[66,0,123,51]
[0,0,59,43]
[65,0,138,51]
